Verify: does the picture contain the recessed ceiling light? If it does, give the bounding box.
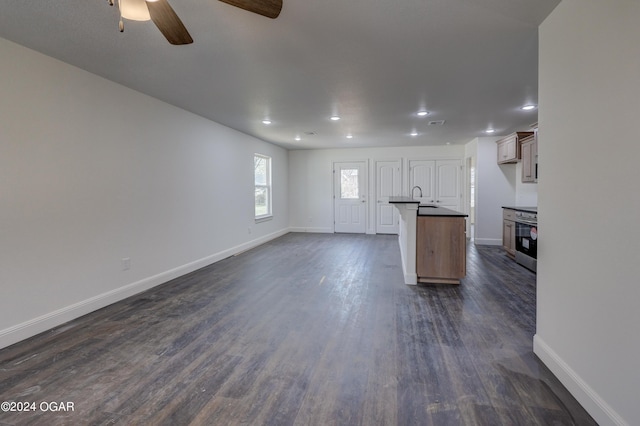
[410,131,419,137]
[417,110,429,116]
[521,105,536,111]
[262,119,271,125]
[346,134,353,139]
[330,115,340,121]
[294,135,301,141]
[485,129,495,133]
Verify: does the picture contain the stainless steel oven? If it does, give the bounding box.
[515,211,537,272]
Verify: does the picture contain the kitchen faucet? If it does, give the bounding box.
[411,185,423,199]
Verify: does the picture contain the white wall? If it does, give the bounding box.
[467,137,517,245]
[0,38,289,349]
[466,135,539,245]
[289,145,465,234]
[515,161,538,206]
[535,1,640,425]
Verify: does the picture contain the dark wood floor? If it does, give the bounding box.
[0,233,596,426]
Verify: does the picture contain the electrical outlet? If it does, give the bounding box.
[121,257,131,271]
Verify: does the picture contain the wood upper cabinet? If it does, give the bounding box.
[416,216,466,284]
[496,132,534,164]
[502,208,516,258]
[521,134,537,183]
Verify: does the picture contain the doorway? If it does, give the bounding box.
[466,156,476,241]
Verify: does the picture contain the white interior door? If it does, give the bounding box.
[376,160,401,234]
[408,160,435,203]
[334,161,367,233]
[435,159,461,210]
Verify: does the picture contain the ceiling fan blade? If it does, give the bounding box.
[145,0,193,45]
[218,0,282,19]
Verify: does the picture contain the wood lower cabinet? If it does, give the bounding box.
[502,209,516,258]
[416,216,466,284]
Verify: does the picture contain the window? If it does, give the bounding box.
[254,154,272,219]
[340,168,359,199]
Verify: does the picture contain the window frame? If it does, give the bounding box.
[254,154,273,221]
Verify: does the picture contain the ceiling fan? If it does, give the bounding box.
[108,0,283,45]
[218,0,282,19]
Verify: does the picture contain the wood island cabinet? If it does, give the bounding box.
[416,216,466,284]
[496,132,534,164]
[502,208,516,258]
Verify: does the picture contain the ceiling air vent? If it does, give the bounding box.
[428,120,446,126]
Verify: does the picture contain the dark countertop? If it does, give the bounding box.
[502,206,537,214]
[418,206,468,217]
[388,196,420,204]
[389,197,467,217]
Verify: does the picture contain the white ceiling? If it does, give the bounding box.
[0,0,560,150]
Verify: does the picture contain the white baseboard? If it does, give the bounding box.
[0,228,291,350]
[288,227,334,233]
[404,273,417,285]
[473,238,502,246]
[533,334,628,426]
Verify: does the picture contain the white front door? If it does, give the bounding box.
[376,160,401,234]
[334,161,367,233]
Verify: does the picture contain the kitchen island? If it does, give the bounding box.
[389,197,468,285]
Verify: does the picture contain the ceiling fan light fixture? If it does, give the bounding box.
[119,0,150,21]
